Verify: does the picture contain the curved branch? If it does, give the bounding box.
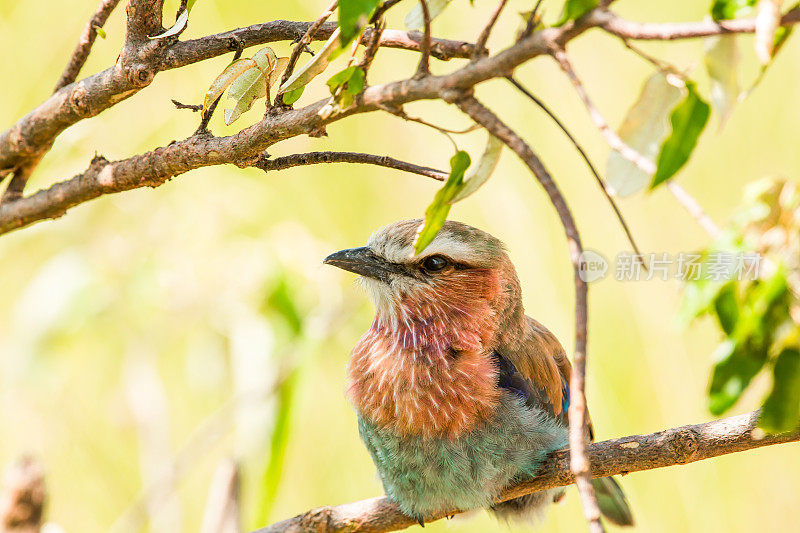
[454,95,601,531]
[254,410,799,533]
[254,152,447,180]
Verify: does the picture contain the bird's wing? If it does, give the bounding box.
[495,316,594,439]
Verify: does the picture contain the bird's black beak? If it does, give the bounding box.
[323,247,405,283]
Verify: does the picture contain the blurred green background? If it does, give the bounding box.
[0,0,799,531]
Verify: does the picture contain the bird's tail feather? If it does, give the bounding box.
[591,476,634,527]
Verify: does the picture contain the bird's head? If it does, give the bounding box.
[324,219,524,351]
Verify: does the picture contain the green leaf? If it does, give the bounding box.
[96,27,107,39]
[203,58,257,116]
[708,340,768,415]
[650,82,710,189]
[554,0,599,27]
[449,133,502,203]
[224,48,288,125]
[327,66,365,108]
[282,87,304,105]
[255,368,300,524]
[187,0,199,11]
[708,268,790,415]
[413,151,471,254]
[278,28,341,96]
[149,8,189,39]
[262,276,303,335]
[404,0,451,30]
[704,35,741,128]
[338,0,381,46]
[711,0,757,20]
[760,347,800,433]
[713,281,740,336]
[606,72,682,197]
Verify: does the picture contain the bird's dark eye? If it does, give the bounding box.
[421,255,449,272]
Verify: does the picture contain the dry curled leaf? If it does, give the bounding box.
[224,48,289,125]
[203,58,257,116]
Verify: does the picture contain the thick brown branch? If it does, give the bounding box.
[162,22,474,70]
[255,411,799,533]
[54,0,122,92]
[0,21,473,176]
[454,95,601,532]
[0,21,582,235]
[254,152,447,180]
[6,6,800,233]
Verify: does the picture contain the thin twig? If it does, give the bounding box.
[620,38,686,78]
[197,39,244,133]
[254,151,448,181]
[370,0,403,24]
[359,20,386,78]
[473,0,508,59]
[454,94,603,533]
[54,0,121,92]
[520,0,545,39]
[551,48,719,241]
[505,75,645,260]
[383,105,480,135]
[592,6,800,40]
[171,99,202,112]
[279,0,338,105]
[551,47,656,175]
[666,182,722,238]
[415,0,432,78]
[255,410,798,533]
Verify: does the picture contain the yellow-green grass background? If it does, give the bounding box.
[0,0,798,531]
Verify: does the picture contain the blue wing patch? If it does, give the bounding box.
[491,351,563,421]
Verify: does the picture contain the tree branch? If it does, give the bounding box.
[253,152,447,180]
[279,1,339,100]
[0,457,45,533]
[472,0,507,59]
[414,0,432,78]
[54,0,122,92]
[254,410,799,533]
[4,6,800,234]
[0,21,473,175]
[551,47,656,175]
[505,75,644,259]
[594,6,800,40]
[453,95,602,532]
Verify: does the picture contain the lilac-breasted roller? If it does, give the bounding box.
[324,220,633,527]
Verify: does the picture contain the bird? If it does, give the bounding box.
[323,219,633,527]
